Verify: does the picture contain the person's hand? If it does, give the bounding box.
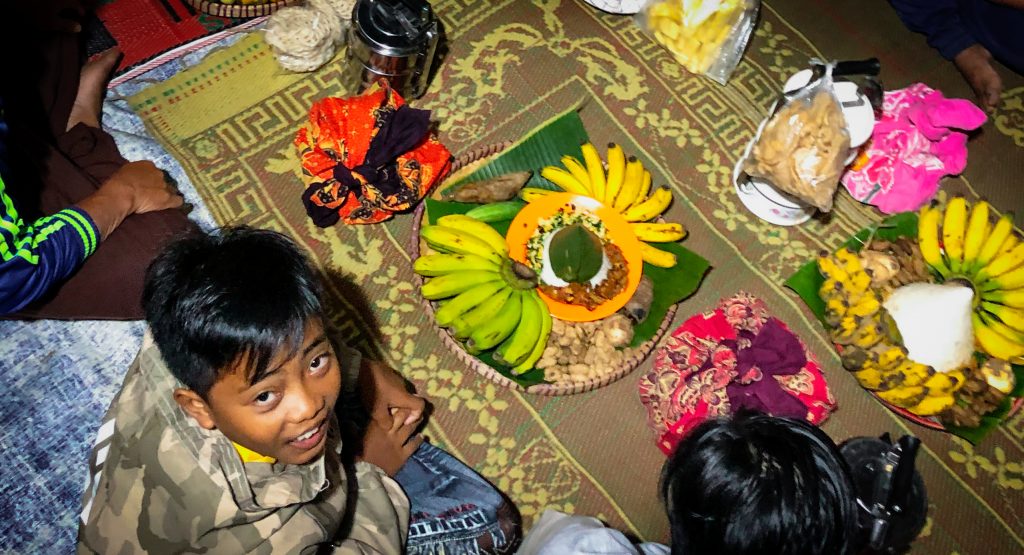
[360,359,427,426]
[76,160,184,240]
[358,409,424,476]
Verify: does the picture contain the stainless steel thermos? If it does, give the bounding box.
[347,0,440,99]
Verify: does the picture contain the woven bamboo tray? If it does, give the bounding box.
[187,0,301,18]
[409,144,678,395]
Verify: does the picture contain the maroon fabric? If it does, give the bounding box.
[3,31,197,320]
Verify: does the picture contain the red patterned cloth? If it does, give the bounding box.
[639,292,835,455]
[295,80,451,225]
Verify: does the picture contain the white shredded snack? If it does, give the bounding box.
[264,1,347,73]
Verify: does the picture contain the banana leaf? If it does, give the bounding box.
[784,211,1023,443]
[424,198,710,387]
[440,106,589,198]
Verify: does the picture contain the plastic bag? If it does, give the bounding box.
[635,0,759,85]
[742,65,851,212]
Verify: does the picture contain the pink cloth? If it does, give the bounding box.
[638,293,836,455]
[841,83,986,214]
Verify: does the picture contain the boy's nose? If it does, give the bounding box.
[289,383,322,423]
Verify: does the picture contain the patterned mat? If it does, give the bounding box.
[125,1,1024,551]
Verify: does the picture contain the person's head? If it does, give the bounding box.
[661,412,857,555]
[143,226,341,465]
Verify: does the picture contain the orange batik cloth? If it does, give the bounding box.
[295,80,452,225]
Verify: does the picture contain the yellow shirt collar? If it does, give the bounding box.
[233,442,276,464]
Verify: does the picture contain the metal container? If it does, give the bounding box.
[347,0,440,99]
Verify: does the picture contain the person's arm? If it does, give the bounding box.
[0,161,182,315]
[889,0,979,60]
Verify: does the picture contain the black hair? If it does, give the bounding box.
[661,412,858,555]
[142,226,324,398]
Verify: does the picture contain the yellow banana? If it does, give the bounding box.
[981,264,1024,291]
[434,280,506,327]
[630,222,687,242]
[834,248,863,274]
[982,301,1024,333]
[961,200,990,272]
[852,320,885,349]
[413,253,501,276]
[622,186,672,222]
[977,242,1024,282]
[514,292,552,375]
[614,156,645,211]
[917,203,950,278]
[983,287,1024,308]
[853,363,888,390]
[870,344,907,372]
[451,287,513,340]
[972,312,1024,360]
[817,253,850,282]
[540,166,590,196]
[420,225,504,264]
[876,385,928,408]
[831,316,859,345]
[436,214,510,257]
[580,142,607,202]
[560,156,593,195]
[998,233,1020,258]
[494,290,543,367]
[896,361,935,388]
[421,270,504,300]
[980,311,1024,343]
[847,294,881,318]
[633,170,652,208]
[520,187,556,203]
[640,242,677,268]
[604,143,626,205]
[907,395,955,416]
[972,213,1015,274]
[823,297,848,326]
[942,196,968,272]
[467,291,524,353]
[923,368,967,395]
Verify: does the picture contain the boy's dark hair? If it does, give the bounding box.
[142,226,324,398]
[661,412,858,555]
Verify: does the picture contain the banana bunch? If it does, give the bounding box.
[818,248,965,416]
[535,142,686,268]
[918,199,1024,362]
[416,214,552,374]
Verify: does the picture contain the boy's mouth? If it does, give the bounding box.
[288,419,327,451]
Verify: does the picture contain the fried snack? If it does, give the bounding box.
[744,89,851,212]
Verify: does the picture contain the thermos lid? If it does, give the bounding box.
[353,0,435,57]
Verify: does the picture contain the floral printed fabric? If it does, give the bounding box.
[639,292,835,455]
[840,83,986,214]
[295,80,452,225]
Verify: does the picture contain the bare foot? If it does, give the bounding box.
[66,47,121,131]
[954,44,1003,110]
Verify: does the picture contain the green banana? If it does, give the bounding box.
[466,291,523,353]
[451,288,513,340]
[514,293,552,375]
[464,201,527,223]
[421,225,504,264]
[436,215,509,256]
[494,289,543,367]
[413,253,501,276]
[421,270,502,300]
[434,281,506,327]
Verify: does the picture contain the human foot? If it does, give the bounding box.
[66,47,121,131]
[954,44,1003,110]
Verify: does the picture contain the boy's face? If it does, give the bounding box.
[175,319,342,466]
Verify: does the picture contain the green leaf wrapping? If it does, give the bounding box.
[549,225,604,283]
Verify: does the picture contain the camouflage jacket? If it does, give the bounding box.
[77,334,409,554]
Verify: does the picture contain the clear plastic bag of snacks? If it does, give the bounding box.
[636,0,759,84]
[742,63,852,212]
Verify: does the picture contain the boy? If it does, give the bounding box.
[77,227,436,552]
[518,413,858,555]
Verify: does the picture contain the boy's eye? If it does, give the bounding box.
[309,353,331,374]
[254,391,278,406]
